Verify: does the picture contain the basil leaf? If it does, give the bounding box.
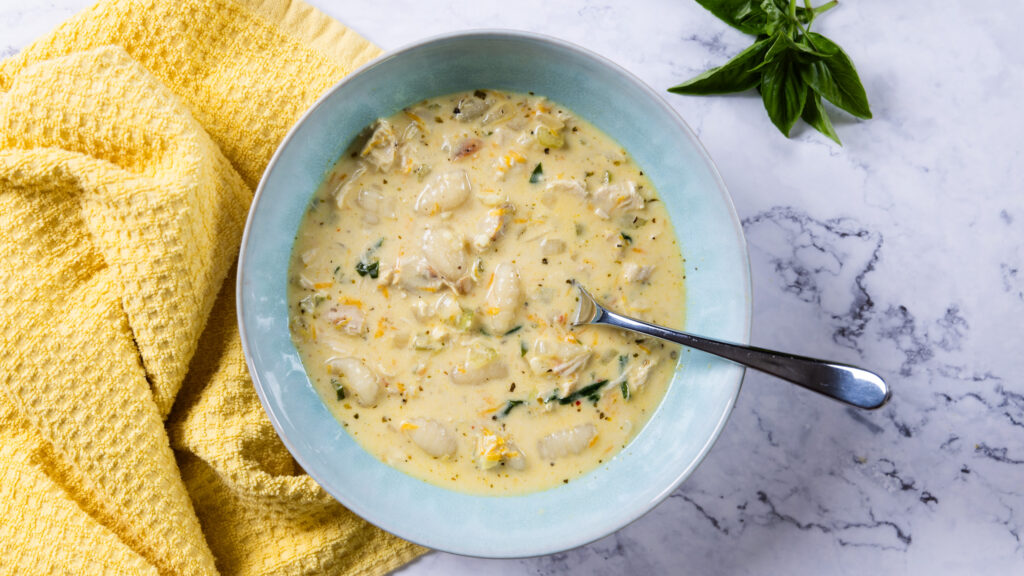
[801,88,841,145]
[669,37,771,95]
[760,53,807,136]
[800,32,872,119]
[759,0,788,36]
[761,33,789,64]
[695,0,769,35]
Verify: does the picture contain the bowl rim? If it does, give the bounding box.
[237,28,752,557]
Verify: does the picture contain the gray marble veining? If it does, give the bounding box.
[2,0,1021,573]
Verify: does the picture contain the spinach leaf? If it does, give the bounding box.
[355,260,379,278]
[331,378,346,401]
[529,163,544,183]
[557,380,608,405]
[495,399,525,419]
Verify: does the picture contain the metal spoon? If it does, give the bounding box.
[570,281,890,410]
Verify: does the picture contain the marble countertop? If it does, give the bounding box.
[3,1,1021,574]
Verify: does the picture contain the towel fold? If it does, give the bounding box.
[0,1,425,573]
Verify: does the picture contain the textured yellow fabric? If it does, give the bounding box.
[0,0,426,574]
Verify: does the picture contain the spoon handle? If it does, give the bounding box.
[594,307,890,410]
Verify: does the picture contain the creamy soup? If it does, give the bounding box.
[288,90,685,495]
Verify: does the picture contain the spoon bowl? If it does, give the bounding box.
[571,281,890,410]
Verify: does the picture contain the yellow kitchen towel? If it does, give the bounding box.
[0,0,426,574]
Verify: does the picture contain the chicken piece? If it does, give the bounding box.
[540,238,565,256]
[333,165,367,208]
[623,262,655,283]
[527,333,592,378]
[481,102,514,127]
[471,204,513,251]
[482,262,521,334]
[451,137,483,161]
[434,292,462,324]
[360,120,397,172]
[326,357,380,407]
[475,428,526,471]
[545,178,588,199]
[379,255,443,292]
[396,123,430,177]
[450,344,508,385]
[494,149,527,179]
[629,358,656,392]
[454,96,490,121]
[325,305,365,336]
[590,181,645,219]
[537,424,597,461]
[401,418,457,458]
[415,170,472,215]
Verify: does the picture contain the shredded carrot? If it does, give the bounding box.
[312,282,333,290]
[374,318,390,338]
[403,109,425,128]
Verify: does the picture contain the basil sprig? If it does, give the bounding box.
[669,0,871,144]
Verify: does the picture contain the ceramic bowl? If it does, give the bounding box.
[238,30,750,557]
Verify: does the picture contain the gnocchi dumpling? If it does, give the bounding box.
[421,227,469,284]
[450,343,508,386]
[415,170,472,215]
[537,424,597,461]
[327,357,380,407]
[402,418,457,458]
[482,262,521,334]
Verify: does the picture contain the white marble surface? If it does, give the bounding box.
[3,0,1022,574]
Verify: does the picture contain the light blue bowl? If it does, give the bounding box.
[238,30,750,558]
